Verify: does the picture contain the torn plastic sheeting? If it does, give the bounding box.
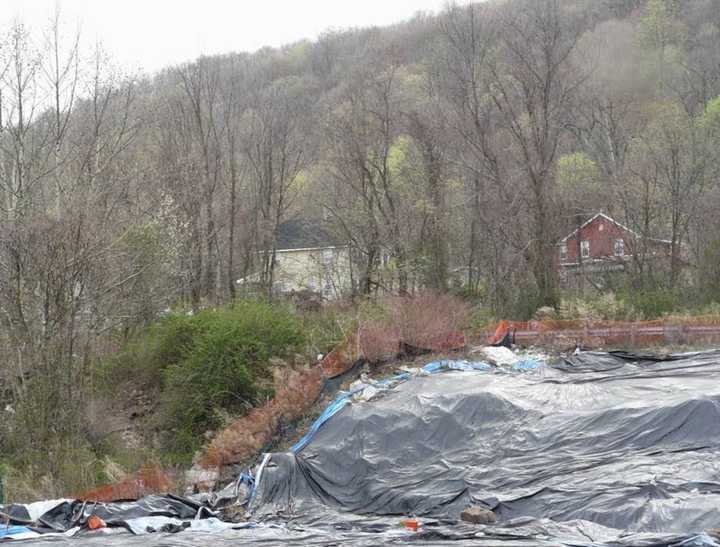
[193,471,253,509]
[25,498,71,522]
[123,516,187,535]
[187,518,259,533]
[0,499,70,526]
[248,350,720,546]
[39,495,211,532]
[476,345,520,366]
[0,493,216,541]
[0,526,80,541]
[246,453,271,509]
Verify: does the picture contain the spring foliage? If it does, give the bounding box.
[104,302,305,462]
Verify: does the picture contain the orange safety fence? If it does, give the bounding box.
[484,315,720,348]
[202,365,325,468]
[320,332,360,378]
[77,465,174,502]
[201,326,464,470]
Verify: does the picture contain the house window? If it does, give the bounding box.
[560,244,568,262]
[581,240,590,259]
[614,238,625,257]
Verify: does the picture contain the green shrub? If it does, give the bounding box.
[623,288,679,319]
[553,289,687,321]
[97,300,306,464]
[97,311,202,391]
[557,292,640,321]
[298,308,350,357]
[157,302,305,461]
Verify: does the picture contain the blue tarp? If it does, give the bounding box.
[290,391,356,453]
[0,526,33,539]
[422,360,492,373]
[512,358,542,371]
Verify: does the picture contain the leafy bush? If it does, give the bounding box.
[557,292,640,321]
[99,301,306,464]
[297,302,354,358]
[97,313,200,391]
[554,290,686,321]
[623,289,680,319]
[158,302,305,461]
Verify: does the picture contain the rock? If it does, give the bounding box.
[707,528,720,539]
[460,506,496,524]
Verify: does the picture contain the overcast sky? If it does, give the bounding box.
[5,0,450,74]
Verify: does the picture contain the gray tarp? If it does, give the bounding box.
[247,350,720,545]
[6,350,720,545]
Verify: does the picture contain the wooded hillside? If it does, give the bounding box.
[1,0,720,495]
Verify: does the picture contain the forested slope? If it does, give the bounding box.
[1,0,720,496]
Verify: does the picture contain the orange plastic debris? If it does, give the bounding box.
[402,519,419,531]
[87,515,106,530]
[489,319,511,345]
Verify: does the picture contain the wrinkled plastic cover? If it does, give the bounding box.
[247,350,720,546]
[8,351,720,546]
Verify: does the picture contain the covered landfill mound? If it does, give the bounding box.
[4,350,720,545]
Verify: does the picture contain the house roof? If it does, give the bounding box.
[558,212,673,246]
[558,213,638,245]
[276,219,342,251]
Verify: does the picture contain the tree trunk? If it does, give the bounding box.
[227,140,238,301]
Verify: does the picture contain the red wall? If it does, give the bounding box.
[560,216,634,264]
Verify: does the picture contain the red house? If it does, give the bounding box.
[557,213,672,277]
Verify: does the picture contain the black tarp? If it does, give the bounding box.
[36,494,211,532]
[246,350,720,546]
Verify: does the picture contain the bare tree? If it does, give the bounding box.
[0,24,146,483]
[487,0,586,307]
[244,72,312,298]
[41,5,80,216]
[628,101,709,286]
[321,54,410,296]
[175,58,224,304]
[0,22,44,219]
[436,3,527,310]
